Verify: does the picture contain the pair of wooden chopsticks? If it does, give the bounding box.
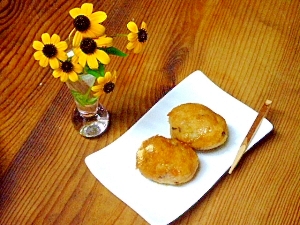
[229,99,272,174]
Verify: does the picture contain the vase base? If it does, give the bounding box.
[72,105,110,138]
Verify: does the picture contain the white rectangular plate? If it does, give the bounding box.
[85,70,273,225]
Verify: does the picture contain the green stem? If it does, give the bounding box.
[85,88,91,97]
[111,33,128,38]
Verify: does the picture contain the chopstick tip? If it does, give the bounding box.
[265,99,272,105]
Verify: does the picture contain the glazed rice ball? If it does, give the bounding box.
[168,103,228,150]
[136,135,199,185]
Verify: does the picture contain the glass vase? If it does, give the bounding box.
[66,74,110,138]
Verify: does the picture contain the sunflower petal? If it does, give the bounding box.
[87,54,99,69]
[71,55,79,63]
[69,71,79,82]
[33,41,44,50]
[78,53,87,68]
[91,85,101,92]
[96,36,113,47]
[51,34,60,44]
[126,41,137,50]
[141,21,147,30]
[112,71,117,82]
[73,63,83,73]
[69,8,81,18]
[41,33,51,44]
[73,47,82,58]
[93,92,102,97]
[96,76,105,84]
[52,69,62,78]
[56,51,67,61]
[83,28,98,38]
[39,56,49,67]
[133,42,143,54]
[88,23,105,37]
[82,24,105,38]
[49,58,60,69]
[73,31,83,47]
[89,11,107,23]
[55,41,68,51]
[60,73,69,82]
[127,21,138,33]
[33,51,44,60]
[127,33,138,42]
[105,71,112,80]
[81,3,93,15]
[95,50,110,65]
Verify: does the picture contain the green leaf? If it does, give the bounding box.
[104,47,128,57]
[86,64,105,78]
[85,97,98,105]
[70,89,98,107]
[98,64,105,77]
[86,69,99,77]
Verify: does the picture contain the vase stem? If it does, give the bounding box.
[75,101,98,116]
[72,103,110,138]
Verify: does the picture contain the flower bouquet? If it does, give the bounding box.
[32,3,148,137]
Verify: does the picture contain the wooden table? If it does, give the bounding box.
[1,0,299,224]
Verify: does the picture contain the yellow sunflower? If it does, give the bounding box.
[52,56,83,82]
[73,36,113,69]
[126,21,148,54]
[91,71,117,97]
[33,33,68,69]
[69,3,107,45]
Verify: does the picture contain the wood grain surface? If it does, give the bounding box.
[1,0,299,224]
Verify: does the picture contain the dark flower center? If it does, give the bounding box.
[138,28,148,43]
[74,15,91,32]
[103,82,115,93]
[42,44,57,58]
[61,61,74,73]
[80,38,97,54]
